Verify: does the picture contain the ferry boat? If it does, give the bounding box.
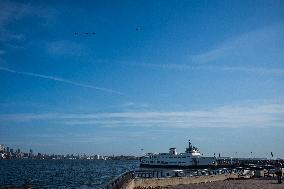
[140,140,217,168]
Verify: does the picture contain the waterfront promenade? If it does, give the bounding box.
[133,178,284,189]
[105,166,284,189]
[120,176,283,189]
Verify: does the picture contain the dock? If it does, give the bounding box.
[103,161,284,189]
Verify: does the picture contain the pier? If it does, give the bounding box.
[103,159,284,189]
[104,170,239,189]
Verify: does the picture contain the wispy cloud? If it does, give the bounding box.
[121,61,284,75]
[0,1,53,40]
[46,40,88,57]
[1,101,283,128]
[190,23,284,64]
[0,67,122,95]
[0,1,30,29]
[114,23,284,75]
[107,23,284,76]
[0,0,27,42]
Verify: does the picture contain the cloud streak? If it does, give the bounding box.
[109,23,284,76]
[46,40,88,57]
[0,67,122,95]
[1,101,283,128]
[122,61,284,75]
[190,23,284,64]
[0,1,55,41]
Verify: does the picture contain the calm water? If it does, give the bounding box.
[0,159,139,188]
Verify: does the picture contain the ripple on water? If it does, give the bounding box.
[0,159,139,188]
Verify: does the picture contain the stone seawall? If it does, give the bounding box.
[104,171,134,189]
[122,174,238,189]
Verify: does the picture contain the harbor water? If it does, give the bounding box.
[0,159,139,188]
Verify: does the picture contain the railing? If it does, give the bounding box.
[103,171,134,189]
[133,168,239,178]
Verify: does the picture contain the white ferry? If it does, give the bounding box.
[140,140,217,168]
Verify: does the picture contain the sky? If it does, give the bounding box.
[0,0,284,158]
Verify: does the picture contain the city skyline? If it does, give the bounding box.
[0,0,284,157]
[0,143,138,160]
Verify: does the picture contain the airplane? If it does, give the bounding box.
[74,32,96,35]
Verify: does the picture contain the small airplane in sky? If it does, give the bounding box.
[74,32,96,35]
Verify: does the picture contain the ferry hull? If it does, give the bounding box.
[140,163,217,169]
[140,163,237,169]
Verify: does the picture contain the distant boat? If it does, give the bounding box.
[140,139,217,168]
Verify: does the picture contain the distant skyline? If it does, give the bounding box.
[0,0,284,158]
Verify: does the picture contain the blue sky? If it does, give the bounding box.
[0,0,284,158]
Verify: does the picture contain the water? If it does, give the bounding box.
[0,159,139,188]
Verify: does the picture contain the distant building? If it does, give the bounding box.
[0,144,5,151]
